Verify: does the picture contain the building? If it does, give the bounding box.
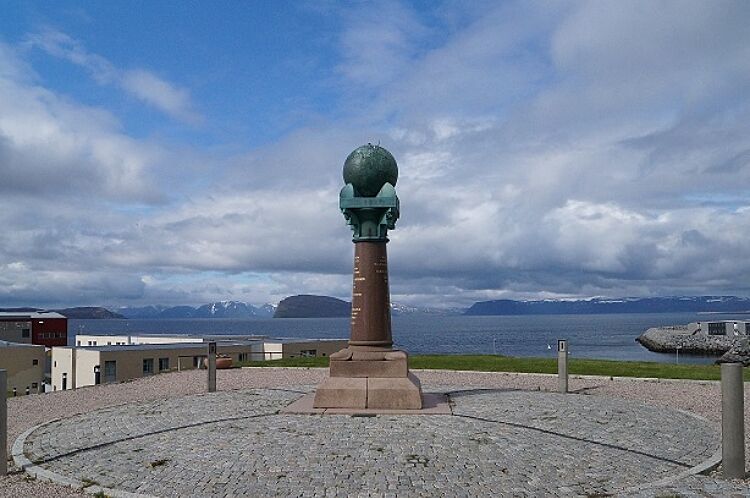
[50,335,349,391]
[262,338,348,360]
[75,334,203,347]
[74,333,347,360]
[694,321,750,337]
[51,340,263,391]
[0,340,46,395]
[0,311,68,347]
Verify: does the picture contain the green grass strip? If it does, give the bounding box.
[238,354,749,381]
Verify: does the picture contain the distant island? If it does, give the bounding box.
[0,306,124,319]
[274,295,350,318]
[465,296,750,315]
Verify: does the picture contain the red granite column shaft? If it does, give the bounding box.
[349,241,392,350]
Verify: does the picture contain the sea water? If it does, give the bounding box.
[69,312,750,364]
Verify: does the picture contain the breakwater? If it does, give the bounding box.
[636,326,733,355]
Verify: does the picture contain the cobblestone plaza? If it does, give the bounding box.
[12,381,744,497]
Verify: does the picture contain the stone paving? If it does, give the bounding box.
[15,385,731,497]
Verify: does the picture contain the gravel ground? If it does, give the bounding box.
[2,367,749,497]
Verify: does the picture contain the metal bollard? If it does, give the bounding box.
[558,340,568,394]
[721,362,746,479]
[1,370,7,475]
[207,342,217,393]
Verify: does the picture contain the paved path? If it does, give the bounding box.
[16,385,725,497]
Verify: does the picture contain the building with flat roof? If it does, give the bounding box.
[262,338,348,360]
[694,321,750,337]
[0,311,67,347]
[74,333,347,360]
[75,334,204,347]
[51,340,263,391]
[0,340,46,395]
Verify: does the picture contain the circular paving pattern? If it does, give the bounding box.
[16,387,720,497]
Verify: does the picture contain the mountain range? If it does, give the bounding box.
[6,295,750,319]
[118,301,276,319]
[464,296,750,315]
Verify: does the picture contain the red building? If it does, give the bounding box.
[0,312,68,347]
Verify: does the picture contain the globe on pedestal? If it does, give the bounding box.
[343,144,398,197]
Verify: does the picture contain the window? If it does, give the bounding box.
[708,322,726,336]
[104,361,117,383]
[32,359,38,366]
[88,341,93,346]
[239,353,248,362]
[159,358,170,371]
[300,349,317,357]
[22,328,29,338]
[143,358,154,375]
[77,341,81,346]
[107,342,111,345]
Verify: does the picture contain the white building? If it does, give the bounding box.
[52,335,348,391]
[51,340,263,391]
[75,334,204,347]
[694,321,750,337]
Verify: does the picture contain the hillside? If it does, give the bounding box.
[274,295,351,318]
[465,296,750,316]
[0,307,124,319]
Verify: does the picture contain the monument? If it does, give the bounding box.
[313,144,423,409]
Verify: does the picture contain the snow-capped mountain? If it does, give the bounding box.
[119,301,276,319]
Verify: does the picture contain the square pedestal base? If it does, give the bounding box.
[313,372,423,410]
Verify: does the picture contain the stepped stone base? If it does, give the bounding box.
[313,348,423,410]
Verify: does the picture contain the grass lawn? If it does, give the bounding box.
[238,354,750,381]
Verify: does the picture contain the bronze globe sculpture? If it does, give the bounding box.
[313,144,423,410]
[343,144,398,197]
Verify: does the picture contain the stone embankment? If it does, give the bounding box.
[636,326,734,355]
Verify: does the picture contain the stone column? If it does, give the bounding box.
[313,144,422,410]
[350,241,392,350]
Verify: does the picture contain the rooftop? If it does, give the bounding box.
[72,333,347,345]
[0,311,66,320]
[0,340,44,348]
[64,341,260,352]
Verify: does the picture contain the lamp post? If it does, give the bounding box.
[558,340,569,394]
[1,370,6,475]
[721,362,746,479]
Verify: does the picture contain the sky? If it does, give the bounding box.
[1,1,750,309]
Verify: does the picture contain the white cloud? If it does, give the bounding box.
[25,29,202,124]
[4,2,750,308]
[0,42,163,201]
